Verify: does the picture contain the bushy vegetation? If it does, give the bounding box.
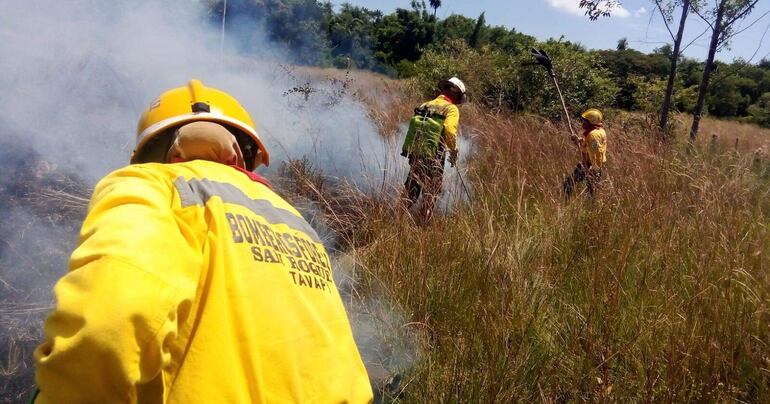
[411,39,618,119]
[207,0,770,127]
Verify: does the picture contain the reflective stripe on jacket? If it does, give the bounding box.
[424,94,460,151]
[34,160,372,404]
[580,127,607,168]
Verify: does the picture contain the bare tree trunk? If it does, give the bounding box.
[659,0,690,134]
[689,1,726,144]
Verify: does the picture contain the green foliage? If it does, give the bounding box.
[616,37,628,51]
[412,40,516,110]
[469,12,486,49]
[327,4,382,69]
[534,41,619,116]
[373,2,435,64]
[708,75,753,117]
[596,48,670,109]
[411,39,618,118]
[434,14,476,45]
[428,0,442,16]
[205,0,770,123]
[628,74,667,113]
[395,59,417,78]
[675,85,699,113]
[746,92,770,127]
[486,26,536,54]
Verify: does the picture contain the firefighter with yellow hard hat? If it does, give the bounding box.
[563,108,607,198]
[401,76,466,222]
[33,80,373,403]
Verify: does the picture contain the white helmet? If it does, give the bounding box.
[438,77,467,104]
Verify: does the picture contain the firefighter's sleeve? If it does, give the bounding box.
[34,165,201,403]
[443,104,460,151]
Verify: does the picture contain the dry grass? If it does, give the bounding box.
[689,115,770,152]
[0,148,89,403]
[3,68,770,402]
[323,79,770,402]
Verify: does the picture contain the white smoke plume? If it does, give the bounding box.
[0,0,390,183]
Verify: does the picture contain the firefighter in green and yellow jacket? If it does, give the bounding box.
[401,77,466,222]
[33,80,373,403]
[563,108,608,198]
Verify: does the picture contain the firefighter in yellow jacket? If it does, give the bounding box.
[563,108,608,198]
[401,77,465,222]
[33,80,373,403]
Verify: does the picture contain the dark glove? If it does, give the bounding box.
[401,149,408,158]
[449,149,458,167]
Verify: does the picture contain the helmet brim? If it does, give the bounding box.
[438,80,466,104]
[438,80,458,93]
[131,112,269,168]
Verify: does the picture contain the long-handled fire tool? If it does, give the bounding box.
[455,164,472,202]
[529,48,578,143]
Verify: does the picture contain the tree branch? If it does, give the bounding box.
[679,25,711,54]
[709,20,770,87]
[724,0,760,27]
[691,4,715,30]
[723,10,770,41]
[654,0,677,41]
[628,39,672,46]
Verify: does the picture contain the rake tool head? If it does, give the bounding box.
[530,48,553,71]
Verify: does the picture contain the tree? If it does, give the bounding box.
[747,92,770,127]
[327,4,383,69]
[580,0,692,137]
[579,0,622,20]
[655,0,691,134]
[206,0,334,65]
[374,1,435,64]
[435,14,476,45]
[429,0,442,18]
[617,37,628,51]
[689,0,761,143]
[469,12,486,49]
[486,26,536,54]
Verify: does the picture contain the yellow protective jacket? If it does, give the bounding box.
[34,160,372,404]
[579,126,607,169]
[424,94,460,151]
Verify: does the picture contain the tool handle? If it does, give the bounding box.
[549,72,576,138]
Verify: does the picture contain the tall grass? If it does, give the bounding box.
[3,68,769,402]
[338,100,770,401]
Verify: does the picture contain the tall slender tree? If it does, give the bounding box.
[580,1,693,135]
[429,0,442,18]
[469,11,486,49]
[656,0,691,134]
[616,37,628,50]
[689,0,761,143]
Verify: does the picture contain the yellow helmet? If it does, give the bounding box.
[580,108,603,126]
[132,79,269,170]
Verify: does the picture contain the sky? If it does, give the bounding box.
[335,0,770,63]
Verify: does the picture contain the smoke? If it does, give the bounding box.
[0,0,391,184]
[333,253,423,394]
[0,0,411,400]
